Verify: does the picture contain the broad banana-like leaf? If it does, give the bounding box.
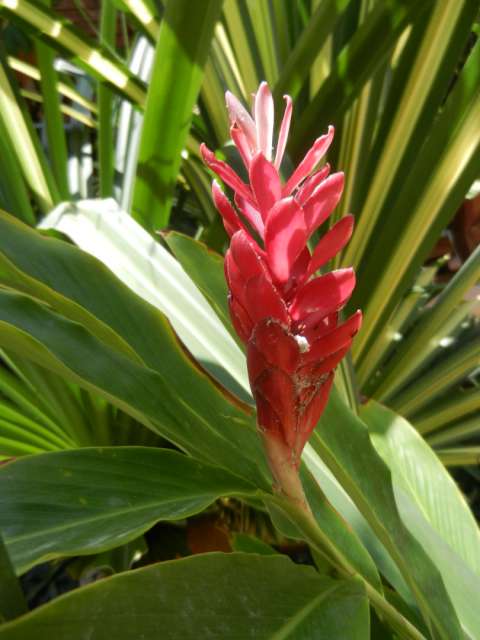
[0,554,369,640]
[0,447,256,573]
[38,199,251,400]
[362,401,480,639]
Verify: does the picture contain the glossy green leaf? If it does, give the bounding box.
[0,553,369,640]
[0,116,35,225]
[132,0,223,229]
[163,231,240,346]
[39,200,250,400]
[0,289,269,489]
[265,465,384,598]
[302,445,411,603]
[362,402,480,639]
[0,211,143,365]
[0,210,262,476]
[0,447,255,573]
[362,401,480,572]
[309,388,462,639]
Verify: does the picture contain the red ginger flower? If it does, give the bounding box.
[201,82,361,501]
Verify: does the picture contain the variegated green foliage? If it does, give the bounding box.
[0,1,479,638]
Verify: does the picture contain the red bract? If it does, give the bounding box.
[202,82,361,500]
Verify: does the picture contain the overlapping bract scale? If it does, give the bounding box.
[203,82,361,470]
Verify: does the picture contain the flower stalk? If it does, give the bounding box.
[272,494,427,640]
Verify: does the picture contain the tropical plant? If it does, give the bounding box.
[0,0,479,638]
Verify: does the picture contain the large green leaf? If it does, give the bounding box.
[361,401,480,639]
[0,553,369,640]
[0,293,392,624]
[163,230,239,345]
[132,0,223,229]
[0,447,255,574]
[309,389,462,640]
[0,288,268,488]
[362,401,480,573]
[39,200,250,400]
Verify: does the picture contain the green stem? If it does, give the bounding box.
[274,495,426,640]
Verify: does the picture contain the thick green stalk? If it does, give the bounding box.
[132,0,223,230]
